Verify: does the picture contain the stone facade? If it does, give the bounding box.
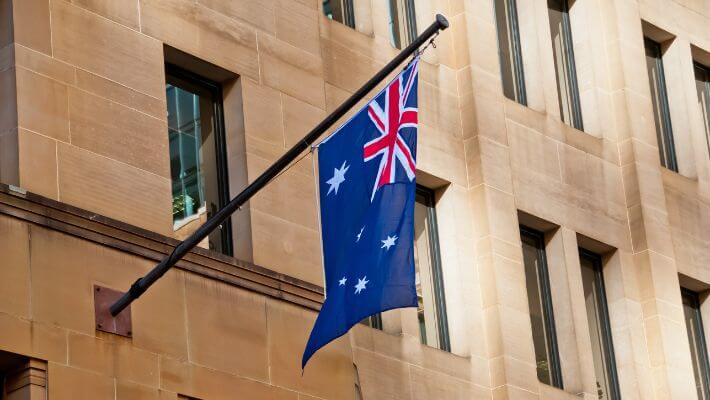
[0,0,708,399]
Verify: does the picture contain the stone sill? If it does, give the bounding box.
[502,99,620,166]
[0,183,324,311]
[661,166,701,198]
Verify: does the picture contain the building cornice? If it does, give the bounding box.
[0,184,324,311]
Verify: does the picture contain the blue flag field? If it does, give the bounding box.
[302,58,420,369]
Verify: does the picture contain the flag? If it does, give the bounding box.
[302,58,420,369]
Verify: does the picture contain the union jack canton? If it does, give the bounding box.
[302,58,420,369]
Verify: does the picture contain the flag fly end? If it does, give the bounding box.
[302,48,422,368]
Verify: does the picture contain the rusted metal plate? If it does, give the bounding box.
[93,285,132,337]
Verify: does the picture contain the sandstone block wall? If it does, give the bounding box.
[0,0,707,399]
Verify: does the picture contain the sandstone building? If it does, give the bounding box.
[0,0,709,399]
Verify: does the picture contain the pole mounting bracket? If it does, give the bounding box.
[94,285,133,337]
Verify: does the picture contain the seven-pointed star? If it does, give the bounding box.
[354,276,369,294]
[381,235,398,250]
[326,161,349,195]
[338,277,347,286]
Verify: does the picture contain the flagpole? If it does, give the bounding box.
[109,14,450,317]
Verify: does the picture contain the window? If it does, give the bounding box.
[493,0,526,104]
[520,226,562,388]
[579,249,620,400]
[682,289,710,400]
[388,0,417,49]
[362,187,450,351]
[694,62,710,158]
[644,38,678,171]
[361,314,382,329]
[166,65,233,256]
[323,0,355,28]
[413,187,450,350]
[547,0,583,130]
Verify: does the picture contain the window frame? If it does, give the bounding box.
[644,38,678,172]
[693,61,710,159]
[388,0,418,50]
[165,63,234,257]
[520,225,563,389]
[493,0,527,105]
[359,313,383,330]
[403,0,417,46]
[578,249,621,400]
[323,0,356,29]
[547,0,584,131]
[682,288,710,400]
[360,186,450,352]
[415,186,450,352]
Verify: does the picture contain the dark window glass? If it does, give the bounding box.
[360,314,383,329]
[494,0,526,105]
[644,38,678,171]
[521,226,562,388]
[323,0,355,29]
[694,62,710,159]
[547,0,583,130]
[413,187,450,351]
[166,65,233,256]
[579,249,620,400]
[683,289,710,400]
[362,187,450,352]
[388,0,417,49]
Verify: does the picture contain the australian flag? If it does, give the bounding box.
[302,58,420,369]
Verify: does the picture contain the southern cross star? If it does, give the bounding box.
[326,160,349,195]
[355,226,365,242]
[338,277,347,286]
[381,235,398,250]
[354,276,369,294]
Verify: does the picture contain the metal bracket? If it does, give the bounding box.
[94,285,132,337]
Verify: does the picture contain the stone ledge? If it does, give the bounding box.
[0,183,324,311]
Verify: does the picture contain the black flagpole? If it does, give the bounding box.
[110,14,450,316]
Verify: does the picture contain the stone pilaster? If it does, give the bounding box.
[5,359,47,400]
[606,1,698,398]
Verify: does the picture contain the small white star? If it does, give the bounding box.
[356,226,365,242]
[381,235,398,250]
[338,277,347,286]
[326,161,349,195]
[354,276,369,294]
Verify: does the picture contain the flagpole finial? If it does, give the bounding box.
[412,15,447,60]
[435,14,449,30]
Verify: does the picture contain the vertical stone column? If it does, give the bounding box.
[459,0,545,398]
[531,0,564,122]
[0,0,18,187]
[545,228,584,394]
[0,0,58,197]
[515,0,546,113]
[5,359,47,400]
[603,0,698,398]
[667,36,709,184]
[352,0,373,35]
[662,37,697,178]
[558,228,615,399]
